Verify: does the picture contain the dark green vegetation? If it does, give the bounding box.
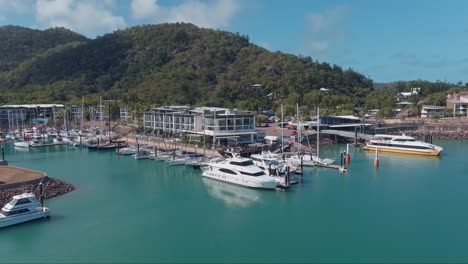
[0,23,465,118]
[0,23,373,116]
[370,80,467,118]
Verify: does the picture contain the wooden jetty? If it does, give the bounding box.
[315,163,345,171]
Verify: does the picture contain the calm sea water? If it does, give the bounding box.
[1,141,467,263]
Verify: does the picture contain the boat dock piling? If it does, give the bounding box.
[374,147,379,168]
[345,143,350,164]
[1,146,7,165]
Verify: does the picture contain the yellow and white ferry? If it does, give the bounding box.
[363,134,443,156]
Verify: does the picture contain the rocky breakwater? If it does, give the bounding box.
[392,130,468,139]
[0,177,75,207]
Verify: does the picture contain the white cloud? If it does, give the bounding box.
[0,0,35,13]
[303,5,349,53]
[35,0,126,37]
[131,0,160,20]
[130,0,240,29]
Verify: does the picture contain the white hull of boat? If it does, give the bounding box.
[0,208,49,228]
[202,170,278,189]
[14,142,30,148]
[167,159,187,166]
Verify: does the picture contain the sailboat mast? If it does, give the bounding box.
[281,103,284,153]
[297,103,301,155]
[108,100,112,143]
[317,107,320,159]
[99,96,103,133]
[80,96,84,134]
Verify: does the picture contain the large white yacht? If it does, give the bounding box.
[363,134,443,156]
[202,157,279,189]
[0,193,50,228]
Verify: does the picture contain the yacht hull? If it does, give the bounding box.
[0,208,50,228]
[202,170,278,189]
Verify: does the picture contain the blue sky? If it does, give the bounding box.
[1,0,467,83]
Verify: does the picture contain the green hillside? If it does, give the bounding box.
[0,23,373,115]
[0,25,88,72]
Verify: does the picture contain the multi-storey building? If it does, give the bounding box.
[144,106,258,146]
[120,106,130,121]
[70,106,83,122]
[447,92,468,117]
[0,104,64,129]
[421,105,446,118]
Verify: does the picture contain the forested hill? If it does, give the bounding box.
[0,25,88,72]
[0,23,373,113]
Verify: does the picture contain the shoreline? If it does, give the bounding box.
[0,177,75,207]
[388,130,468,139]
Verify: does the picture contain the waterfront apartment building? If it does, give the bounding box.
[120,106,130,121]
[421,105,446,118]
[447,92,468,117]
[70,106,82,122]
[0,104,64,129]
[143,106,258,146]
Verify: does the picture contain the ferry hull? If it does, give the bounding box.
[363,145,441,156]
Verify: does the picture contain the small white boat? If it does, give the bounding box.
[133,151,152,160]
[0,193,50,228]
[166,157,188,166]
[153,154,171,161]
[117,146,137,155]
[14,141,30,148]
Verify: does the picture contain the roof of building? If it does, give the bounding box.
[447,99,468,104]
[332,115,360,120]
[0,104,64,108]
[422,105,446,110]
[395,101,413,105]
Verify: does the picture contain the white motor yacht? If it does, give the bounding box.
[363,134,444,156]
[0,193,50,228]
[202,157,279,189]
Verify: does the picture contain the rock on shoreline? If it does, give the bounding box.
[0,177,75,207]
[391,130,468,139]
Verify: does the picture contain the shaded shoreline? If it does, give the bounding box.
[0,177,75,207]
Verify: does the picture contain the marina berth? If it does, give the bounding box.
[250,151,298,186]
[202,157,279,189]
[0,192,50,228]
[363,134,443,156]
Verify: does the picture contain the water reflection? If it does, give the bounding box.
[202,178,260,208]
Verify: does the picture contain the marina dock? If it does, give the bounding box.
[121,134,223,158]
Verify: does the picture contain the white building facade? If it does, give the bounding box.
[144,106,258,146]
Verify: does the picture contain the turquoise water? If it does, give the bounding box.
[1,141,468,263]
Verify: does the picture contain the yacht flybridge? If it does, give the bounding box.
[363,134,443,156]
[0,193,50,228]
[202,157,279,189]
